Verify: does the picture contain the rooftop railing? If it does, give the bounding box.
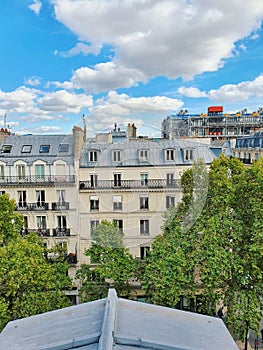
[79,179,180,190]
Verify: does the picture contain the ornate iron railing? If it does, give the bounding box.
[53,228,70,237]
[0,175,75,186]
[16,202,49,211]
[20,228,51,237]
[51,202,70,210]
[79,179,180,190]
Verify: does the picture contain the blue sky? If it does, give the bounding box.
[1,0,263,136]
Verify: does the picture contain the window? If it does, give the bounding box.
[113,195,122,210]
[112,150,121,162]
[57,215,67,229]
[59,144,69,152]
[166,173,174,186]
[0,165,4,180]
[166,195,175,208]
[139,150,149,162]
[23,216,28,229]
[90,196,99,211]
[1,145,12,153]
[185,149,194,161]
[166,149,174,161]
[90,220,99,237]
[140,219,149,236]
[90,174,98,187]
[18,191,27,207]
[39,145,50,153]
[140,246,150,259]
[140,173,148,186]
[0,190,5,195]
[37,216,46,229]
[140,196,149,210]
[114,173,122,187]
[57,190,65,204]
[89,151,98,162]
[21,145,32,153]
[17,165,25,179]
[35,164,45,179]
[36,190,45,206]
[113,219,123,234]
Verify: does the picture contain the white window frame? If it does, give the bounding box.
[166,149,174,161]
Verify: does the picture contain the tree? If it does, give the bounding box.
[0,194,72,331]
[142,156,263,339]
[77,220,138,301]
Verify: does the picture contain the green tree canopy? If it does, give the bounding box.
[0,194,72,331]
[77,220,139,301]
[143,156,263,339]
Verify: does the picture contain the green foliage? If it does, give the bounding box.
[0,194,72,331]
[142,155,263,339]
[77,220,138,301]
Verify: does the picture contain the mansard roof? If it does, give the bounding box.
[0,134,74,165]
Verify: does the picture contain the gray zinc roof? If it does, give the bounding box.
[80,139,218,167]
[0,134,74,166]
[0,289,239,350]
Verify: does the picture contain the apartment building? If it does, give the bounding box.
[233,130,263,163]
[78,128,219,263]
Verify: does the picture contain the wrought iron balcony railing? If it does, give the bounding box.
[79,179,180,190]
[53,228,70,237]
[16,202,49,211]
[51,202,70,210]
[0,175,75,186]
[20,228,51,237]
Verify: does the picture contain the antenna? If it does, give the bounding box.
[82,114,87,142]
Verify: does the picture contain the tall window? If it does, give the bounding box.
[57,190,65,204]
[17,165,25,180]
[18,191,27,207]
[140,219,149,236]
[0,165,4,180]
[166,195,175,209]
[113,219,123,234]
[89,151,98,162]
[90,174,98,187]
[113,195,122,210]
[114,173,122,187]
[140,173,148,186]
[140,246,150,259]
[57,215,67,230]
[112,150,121,162]
[37,216,46,229]
[35,165,45,179]
[140,196,149,210]
[36,190,45,206]
[166,149,174,161]
[166,173,174,186]
[90,220,99,237]
[90,196,99,211]
[184,149,194,161]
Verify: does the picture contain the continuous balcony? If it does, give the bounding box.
[15,202,70,211]
[20,228,71,237]
[53,228,70,237]
[0,175,75,187]
[79,179,180,190]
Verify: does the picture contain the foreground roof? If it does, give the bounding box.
[0,289,238,350]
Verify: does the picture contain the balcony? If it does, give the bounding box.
[79,179,180,190]
[52,202,70,210]
[16,202,49,211]
[20,228,51,237]
[0,175,75,186]
[53,228,70,237]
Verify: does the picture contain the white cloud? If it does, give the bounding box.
[0,86,40,113]
[178,87,207,98]
[208,74,263,102]
[39,90,93,113]
[51,0,263,81]
[24,76,41,86]
[28,0,42,15]
[70,62,146,93]
[19,126,63,134]
[60,42,102,57]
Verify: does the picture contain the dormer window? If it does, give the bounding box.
[39,145,50,153]
[139,150,149,162]
[89,150,98,162]
[166,149,174,161]
[112,150,122,162]
[184,149,194,161]
[59,144,69,152]
[21,145,32,153]
[1,145,12,153]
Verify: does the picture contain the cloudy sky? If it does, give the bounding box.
[1,0,263,136]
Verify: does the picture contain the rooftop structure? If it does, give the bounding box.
[233,130,263,163]
[162,106,263,140]
[0,289,239,350]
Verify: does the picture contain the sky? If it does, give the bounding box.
[1,0,263,137]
